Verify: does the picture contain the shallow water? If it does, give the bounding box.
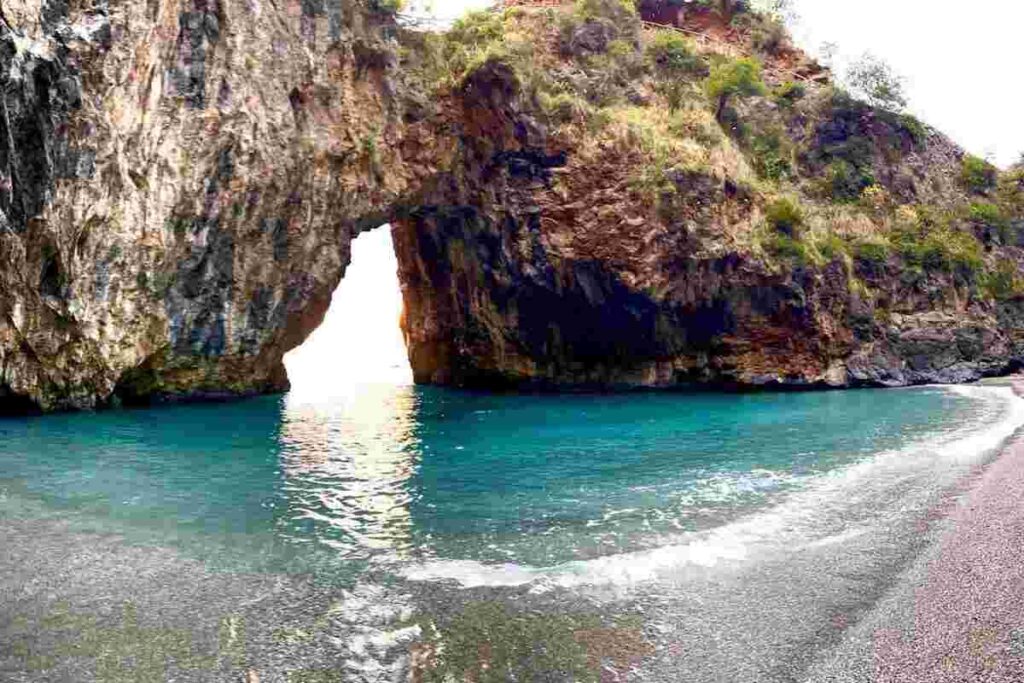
[0,385,987,570]
[1,383,1022,681]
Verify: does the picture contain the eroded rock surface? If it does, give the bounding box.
[1,1,1024,410]
[0,0,436,409]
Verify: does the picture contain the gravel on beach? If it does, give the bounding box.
[868,386,1024,681]
[4,383,1024,682]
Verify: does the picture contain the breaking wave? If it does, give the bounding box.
[403,385,1024,590]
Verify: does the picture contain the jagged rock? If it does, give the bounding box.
[0,1,1023,411]
[0,0,420,410]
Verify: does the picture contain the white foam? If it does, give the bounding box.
[402,385,1024,590]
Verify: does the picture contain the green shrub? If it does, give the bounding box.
[962,155,997,194]
[892,223,982,280]
[890,225,926,270]
[818,234,848,261]
[998,168,1024,213]
[575,0,637,22]
[854,240,890,267]
[540,91,591,123]
[944,232,985,281]
[607,39,634,58]
[750,132,792,181]
[646,32,703,74]
[826,160,876,202]
[898,114,927,147]
[811,91,877,171]
[449,10,505,43]
[923,231,983,279]
[968,202,1013,245]
[706,57,766,122]
[982,259,1024,300]
[969,202,1004,225]
[920,239,951,272]
[771,81,805,106]
[765,197,803,236]
[766,234,811,265]
[436,10,518,87]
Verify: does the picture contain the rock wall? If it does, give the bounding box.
[1,1,1023,411]
[0,0,441,410]
[394,146,1024,391]
[390,38,1024,391]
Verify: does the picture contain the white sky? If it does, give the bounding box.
[284,228,413,398]
[789,0,1024,167]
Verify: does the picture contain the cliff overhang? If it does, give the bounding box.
[1,0,1024,411]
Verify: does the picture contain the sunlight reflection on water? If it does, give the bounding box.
[278,385,422,559]
[275,224,422,560]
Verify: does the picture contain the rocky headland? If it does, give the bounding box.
[2,0,1024,411]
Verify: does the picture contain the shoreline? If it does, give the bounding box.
[872,380,1024,680]
[2,382,1024,681]
[5,369,1024,417]
[802,378,1024,681]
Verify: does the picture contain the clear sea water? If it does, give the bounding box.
[0,383,1017,579]
[2,382,1024,680]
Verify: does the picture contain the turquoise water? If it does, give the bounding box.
[0,384,1007,580]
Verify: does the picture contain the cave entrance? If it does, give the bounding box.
[283,226,412,401]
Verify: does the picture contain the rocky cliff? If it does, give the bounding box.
[2,0,1024,411]
[0,0,433,410]
[395,2,1024,391]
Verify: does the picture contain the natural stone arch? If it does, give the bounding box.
[3,0,1023,412]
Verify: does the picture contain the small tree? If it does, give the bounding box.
[962,154,998,194]
[846,54,907,112]
[756,0,795,20]
[706,57,766,122]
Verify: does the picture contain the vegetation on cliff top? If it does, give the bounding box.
[401,0,1024,304]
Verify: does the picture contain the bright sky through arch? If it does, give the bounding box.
[284,228,413,399]
[428,0,1024,167]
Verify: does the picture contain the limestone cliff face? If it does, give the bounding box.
[2,0,1024,411]
[392,111,1021,390]
[0,0,445,409]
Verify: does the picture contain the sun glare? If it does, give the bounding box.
[284,227,413,402]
